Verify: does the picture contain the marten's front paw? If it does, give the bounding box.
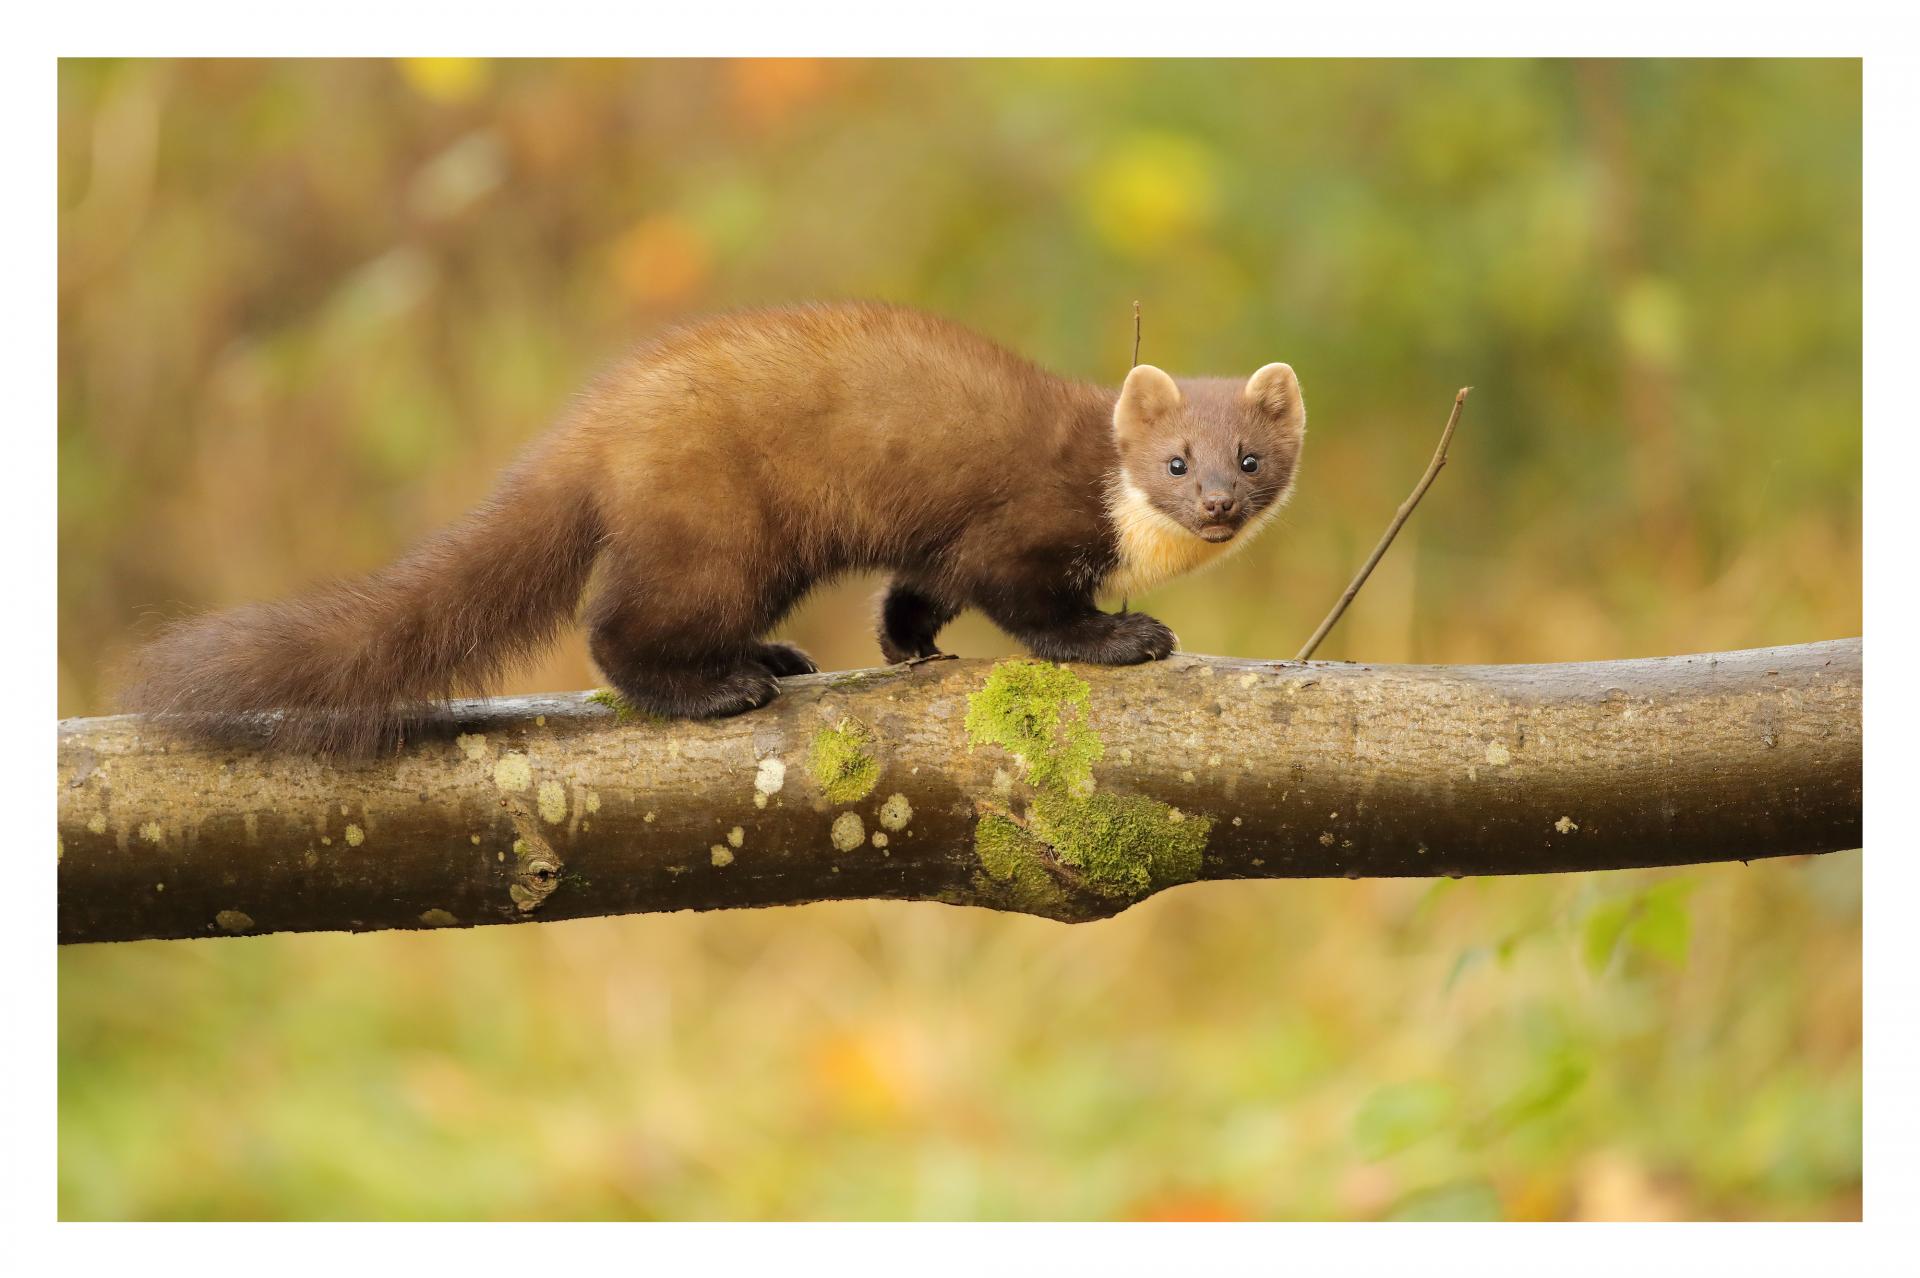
[1104,611,1178,664]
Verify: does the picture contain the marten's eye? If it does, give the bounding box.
[1240,455,1260,474]
[1167,457,1189,477]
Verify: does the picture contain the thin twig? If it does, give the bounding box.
[1295,387,1472,662]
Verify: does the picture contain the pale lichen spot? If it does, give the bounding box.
[339,803,350,816]
[321,836,333,847]
[1484,742,1513,767]
[1232,816,1243,827]
[878,793,914,831]
[992,768,1014,797]
[535,714,547,727]
[1168,808,1187,824]
[585,791,602,814]
[86,811,108,835]
[1252,857,1265,867]
[830,811,866,852]
[511,837,528,857]
[1319,831,1336,847]
[710,844,735,867]
[727,825,745,848]
[1181,770,1196,783]
[215,909,253,933]
[139,821,163,845]
[344,824,365,848]
[1554,816,1579,834]
[755,756,788,801]
[154,882,164,892]
[456,733,489,762]
[644,811,657,823]
[494,752,533,792]
[1207,754,1222,768]
[1119,747,1135,765]
[419,908,458,928]
[537,780,567,824]
[1238,671,1260,689]
[1467,765,1480,782]
[470,834,481,845]
[871,832,889,848]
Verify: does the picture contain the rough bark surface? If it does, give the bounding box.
[57,639,1861,943]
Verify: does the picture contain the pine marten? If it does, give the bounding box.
[125,302,1306,752]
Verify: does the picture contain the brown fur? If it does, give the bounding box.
[123,302,1305,752]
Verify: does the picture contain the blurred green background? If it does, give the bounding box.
[57,58,1861,1220]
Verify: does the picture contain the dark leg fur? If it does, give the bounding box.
[586,561,804,718]
[590,638,782,719]
[877,579,959,663]
[981,593,1177,665]
[753,640,818,677]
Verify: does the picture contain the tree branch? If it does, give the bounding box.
[57,639,1860,943]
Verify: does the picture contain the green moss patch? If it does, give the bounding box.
[973,813,1070,914]
[963,659,1102,792]
[1031,789,1210,897]
[965,659,1210,904]
[809,717,880,804]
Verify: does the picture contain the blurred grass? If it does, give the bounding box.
[57,58,1860,1220]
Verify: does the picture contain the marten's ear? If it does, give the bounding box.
[1114,364,1182,443]
[1245,363,1305,435]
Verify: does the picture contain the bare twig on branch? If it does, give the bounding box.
[1132,299,1142,368]
[1297,387,1472,661]
[58,639,1860,943]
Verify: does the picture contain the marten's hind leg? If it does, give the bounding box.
[585,558,803,719]
[877,577,959,663]
[752,641,817,677]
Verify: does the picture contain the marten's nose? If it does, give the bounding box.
[1202,492,1238,520]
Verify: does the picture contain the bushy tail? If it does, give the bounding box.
[122,446,604,754]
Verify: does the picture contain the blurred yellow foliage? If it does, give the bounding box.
[1082,130,1221,256]
[399,57,490,105]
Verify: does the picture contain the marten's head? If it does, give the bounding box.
[1110,362,1306,546]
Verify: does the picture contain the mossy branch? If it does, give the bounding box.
[57,640,1860,943]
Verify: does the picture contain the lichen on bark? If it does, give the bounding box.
[809,716,881,804]
[964,659,1209,904]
